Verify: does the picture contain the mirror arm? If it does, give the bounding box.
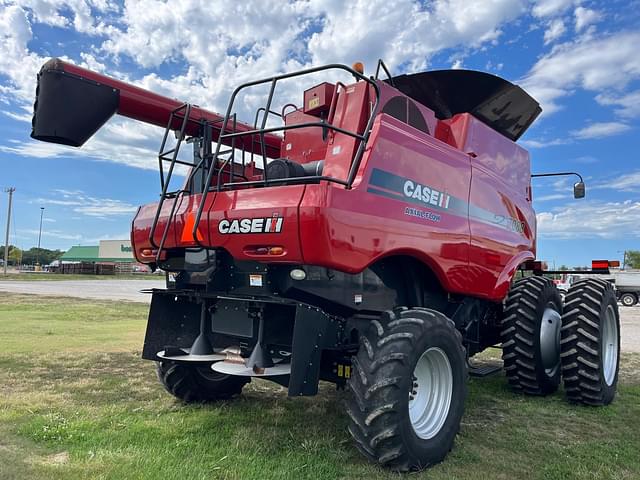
[531,171,584,183]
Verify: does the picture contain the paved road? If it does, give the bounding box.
[0,279,638,351]
[621,306,640,353]
[0,279,165,303]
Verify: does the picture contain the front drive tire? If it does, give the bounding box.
[347,308,467,472]
[501,276,563,395]
[561,278,620,405]
[156,361,249,403]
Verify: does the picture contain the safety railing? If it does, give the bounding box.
[191,63,381,245]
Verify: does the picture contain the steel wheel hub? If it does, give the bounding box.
[408,347,453,440]
[602,305,619,386]
[539,305,562,377]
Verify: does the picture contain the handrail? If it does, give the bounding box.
[150,103,191,250]
[191,63,381,247]
[374,59,394,86]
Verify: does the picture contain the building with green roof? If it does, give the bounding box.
[60,245,100,262]
[60,241,135,263]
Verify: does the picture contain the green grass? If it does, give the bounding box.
[0,273,161,281]
[0,293,639,480]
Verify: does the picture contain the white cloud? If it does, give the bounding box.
[574,6,601,32]
[17,228,82,241]
[525,120,632,147]
[537,200,640,239]
[595,90,640,119]
[521,31,640,115]
[34,191,138,218]
[571,121,631,139]
[17,0,119,35]
[308,0,526,71]
[520,137,571,148]
[593,171,640,192]
[0,4,45,106]
[543,19,566,44]
[533,193,566,201]
[531,0,574,18]
[0,119,173,171]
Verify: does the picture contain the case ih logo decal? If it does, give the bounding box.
[367,168,463,215]
[218,217,283,234]
[367,168,526,234]
[403,180,451,209]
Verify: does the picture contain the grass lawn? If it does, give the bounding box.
[0,273,161,281]
[0,293,638,480]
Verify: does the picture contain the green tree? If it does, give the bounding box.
[625,250,640,269]
[0,245,21,265]
[21,248,64,265]
[8,247,22,265]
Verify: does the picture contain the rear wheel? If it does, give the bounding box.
[561,278,620,405]
[620,292,637,307]
[501,276,563,395]
[156,361,249,403]
[347,308,467,472]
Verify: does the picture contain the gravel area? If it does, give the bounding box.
[0,279,164,303]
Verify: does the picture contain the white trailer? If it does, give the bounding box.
[614,272,640,306]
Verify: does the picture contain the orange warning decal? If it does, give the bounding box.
[181,212,204,243]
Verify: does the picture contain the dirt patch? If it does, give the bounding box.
[42,451,70,465]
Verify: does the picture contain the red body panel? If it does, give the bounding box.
[299,114,472,294]
[281,110,328,163]
[131,79,537,303]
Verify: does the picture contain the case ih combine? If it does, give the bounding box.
[31,58,620,471]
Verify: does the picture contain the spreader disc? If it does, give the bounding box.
[212,361,291,377]
[157,349,226,363]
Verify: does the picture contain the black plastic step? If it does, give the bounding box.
[467,361,503,377]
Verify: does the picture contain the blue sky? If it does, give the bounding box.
[0,0,638,267]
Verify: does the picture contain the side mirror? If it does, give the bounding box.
[573,181,586,199]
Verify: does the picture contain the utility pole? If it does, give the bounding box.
[36,206,44,268]
[3,187,15,276]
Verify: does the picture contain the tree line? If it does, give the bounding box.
[0,245,64,266]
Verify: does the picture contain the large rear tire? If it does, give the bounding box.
[560,278,620,405]
[347,308,467,472]
[501,276,563,395]
[156,361,249,403]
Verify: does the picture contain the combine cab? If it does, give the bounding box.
[31,58,620,471]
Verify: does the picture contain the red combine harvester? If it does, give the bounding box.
[31,58,620,471]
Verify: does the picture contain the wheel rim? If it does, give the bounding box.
[602,305,619,386]
[622,295,634,306]
[408,347,453,440]
[539,304,562,377]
